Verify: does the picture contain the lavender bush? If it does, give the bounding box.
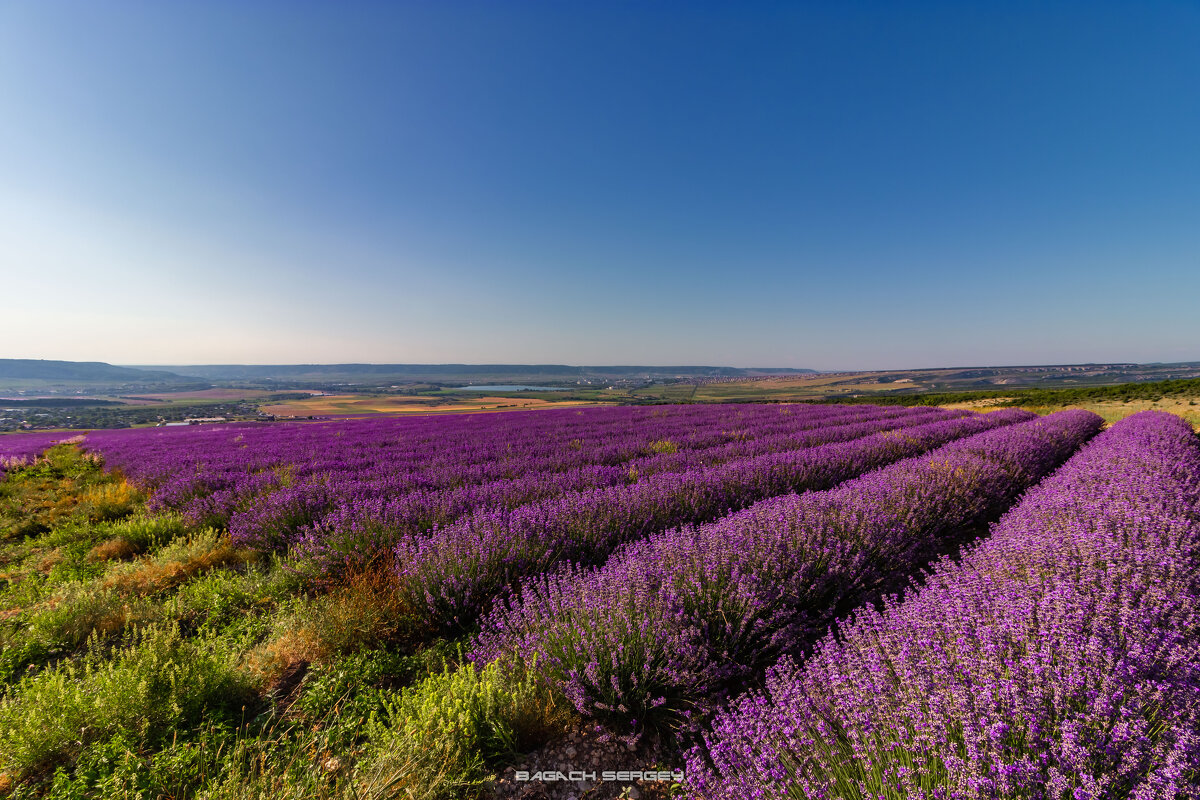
[472,410,1101,738]
[691,410,1200,800]
[397,409,1036,633]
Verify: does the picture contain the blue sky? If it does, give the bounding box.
[1,1,1197,370]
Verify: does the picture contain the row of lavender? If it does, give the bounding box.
[390,409,1043,632]
[297,407,964,563]
[88,403,882,502]
[87,404,868,500]
[283,406,962,558]
[692,410,1200,799]
[469,410,1103,744]
[81,405,971,565]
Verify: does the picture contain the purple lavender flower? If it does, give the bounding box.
[472,410,1101,737]
[690,411,1200,799]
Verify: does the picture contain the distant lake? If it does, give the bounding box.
[458,385,565,392]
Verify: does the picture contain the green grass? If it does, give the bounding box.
[0,623,256,780]
[360,657,569,799]
[0,446,572,798]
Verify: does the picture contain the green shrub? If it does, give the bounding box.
[194,717,420,800]
[0,622,256,779]
[360,658,568,799]
[96,513,188,555]
[173,555,298,634]
[43,542,108,584]
[0,581,166,683]
[288,642,457,750]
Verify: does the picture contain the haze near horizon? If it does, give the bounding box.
[2,1,1198,371]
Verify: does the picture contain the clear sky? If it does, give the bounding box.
[2,1,1198,370]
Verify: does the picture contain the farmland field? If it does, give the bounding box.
[260,393,603,417]
[123,389,279,403]
[0,404,1195,799]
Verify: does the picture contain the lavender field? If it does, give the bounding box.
[692,410,1200,799]
[0,405,1195,799]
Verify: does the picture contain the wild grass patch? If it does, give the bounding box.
[246,564,417,689]
[0,446,138,542]
[103,528,254,596]
[0,623,257,781]
[360,658,569,799]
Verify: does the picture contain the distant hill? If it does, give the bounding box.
[0,359,186,382]
[144,364,818,382]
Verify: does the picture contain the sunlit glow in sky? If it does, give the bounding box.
[2,1,1198,370]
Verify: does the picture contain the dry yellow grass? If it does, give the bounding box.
[938,397,1018,410]
[935,397,1200,429]
[36,547,64,573]
[246,626,325,690]
[104,535,252,596]
[82,480,140,522]
[247,564,413,689]
[87,537,139,562]
[1019,398,1200,430]
[90,603,136,637]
